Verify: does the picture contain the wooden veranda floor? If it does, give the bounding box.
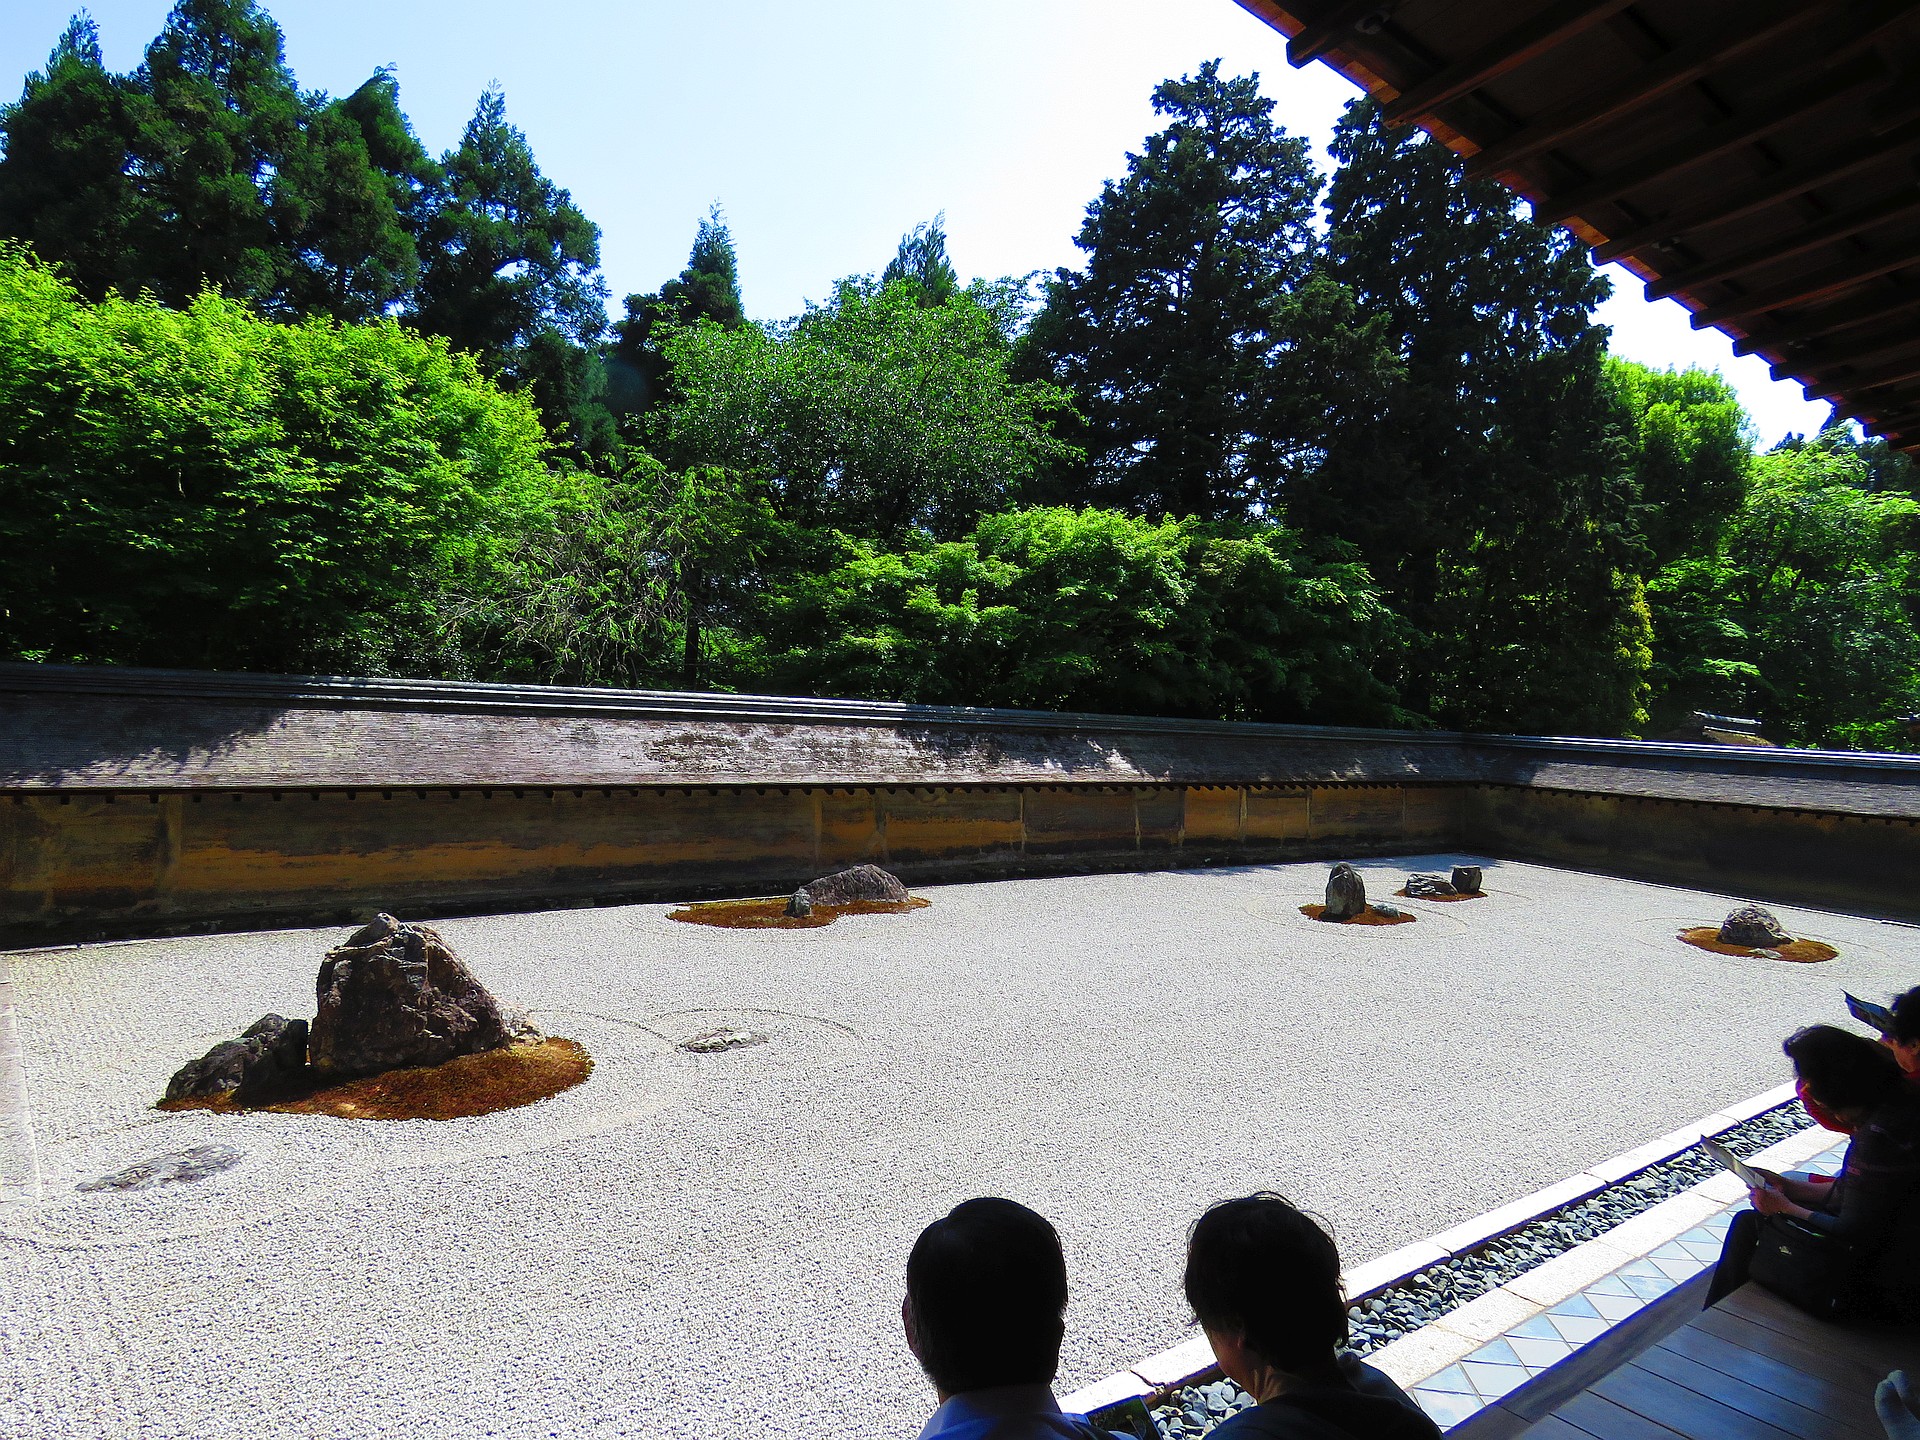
[1456,1276,1919,1440]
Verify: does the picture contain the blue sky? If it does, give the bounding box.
[3,0,1833,446]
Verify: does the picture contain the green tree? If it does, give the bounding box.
[0,13,149,299]
[0,241,562,676]
[1025,61,1377,521]
[410,85,610,453]
[1649,446,1920,748]
[607,206,746,422]
[1302,98,1645,735]
[658,276,1077,538]
[752,505,1406,723]
[1606,357,1752,566]
[881,212,958,307]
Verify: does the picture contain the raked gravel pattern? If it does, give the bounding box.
[0,857,1912,1440]
[1146,1104,1814,1440]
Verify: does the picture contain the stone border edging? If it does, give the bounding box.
[1059,1080,1798,1414]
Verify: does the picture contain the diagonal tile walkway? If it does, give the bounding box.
[1405,1141,1848,1429]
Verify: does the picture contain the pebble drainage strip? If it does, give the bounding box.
[1074,1096,1825,1439]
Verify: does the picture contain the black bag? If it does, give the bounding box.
[1748,1212,1862,1319]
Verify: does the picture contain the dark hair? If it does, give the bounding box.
[906,1197,1067,1394]
[1890,987,1920,1046]
[1183,1193,1347,1377]
[1786,1024,1904,1114]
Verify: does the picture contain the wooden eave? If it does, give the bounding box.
[1235,0,1920,455]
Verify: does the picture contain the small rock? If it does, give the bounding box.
[793,864,909,908]
[79,1144,242,1193]
[784,888,814,919]
[1404,872,1458,898]
[1451,865,1483,894]
[680,1026,768,1054]
[1719,904,1791,948]
[164,1014,308,1103]
[1370,902,1403,919]
[1323,863,1366,921]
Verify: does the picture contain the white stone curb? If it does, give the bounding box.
[1059,1081,1805,1414]
[0,952,43,1206]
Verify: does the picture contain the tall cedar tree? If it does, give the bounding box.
[411,86,610,455]
[1025,62,1345,522]
[882,213,959,306]
[0,4,438,321]
[608,206,745,422]
[0,15,147,298]
[1306,99,1647,735]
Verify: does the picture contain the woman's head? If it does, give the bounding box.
[1786,1024,1904,1119]
[1888,987,1920,1076]
[1183,1193,1346,1381]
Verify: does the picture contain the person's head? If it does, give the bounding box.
[1889,987,1920,1076]
[1183,1193,1346,1395]
[903,1198,1067,1398]
[1786,1024,1905,1121]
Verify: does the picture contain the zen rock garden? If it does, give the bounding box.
[1301,861,1485,925]
[1679,903,1838,964]
[670,864,928,929]
[161,914,590,1120]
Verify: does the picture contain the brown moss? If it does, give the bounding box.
[157,1037,592,1121]
[1678,927,1838,964]
[668,896,931,929]
[1392,887,1487,902]
[1298,903,1416,926]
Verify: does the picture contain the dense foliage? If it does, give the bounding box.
[3,3,1917,749]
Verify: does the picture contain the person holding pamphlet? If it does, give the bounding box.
[1851,987,1920,1081]
[1706,1025,1920,1321]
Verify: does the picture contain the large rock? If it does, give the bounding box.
[1719,904,1792,948]
[165,1014,309,1103]
[310,914,508,1078]
[1405,872,1459,899]
[1451,865,1483,894]
[1323,863,1366,921]
[790,864,909,911]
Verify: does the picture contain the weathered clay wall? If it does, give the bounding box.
[0,782,1464,940]
[4,664,1918,942]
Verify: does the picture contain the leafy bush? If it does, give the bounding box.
[0,241,561,674]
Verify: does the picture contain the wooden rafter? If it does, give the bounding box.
[1591,119,1920,265]
[1381,0,1635,126]
[1771,326,1920,382]
[1646,186,1920,301]
[1287,0,1396,66]
[1536,58,1881,227]
[1689,235,1920,329]
[1816,352,1920,396]
[1731,281,1920,357]
[1463,2,1832,180]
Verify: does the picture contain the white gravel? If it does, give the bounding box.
[1,856,1913,1440]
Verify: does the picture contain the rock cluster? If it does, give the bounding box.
[165,1014,309,1103]
[311,914,509,1078]
[1322,863,1366,921]
[785,864,910,918]
[162,913,516,1103]
[1719,904,1791,948]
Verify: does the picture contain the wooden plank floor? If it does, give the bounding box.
[1455,1281,1919,1440]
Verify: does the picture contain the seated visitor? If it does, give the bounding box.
[1183,1193,1441,1440]
[1706,1025,1920,1320]
[904,1197,1108,1440]
[1889,987,1920,1081]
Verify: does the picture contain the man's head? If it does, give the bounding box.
[903,1197,1068,1398]
[1889,987,1920,1075]
[1183,1193,1347,1384]
[1787,1023,1904,1120]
